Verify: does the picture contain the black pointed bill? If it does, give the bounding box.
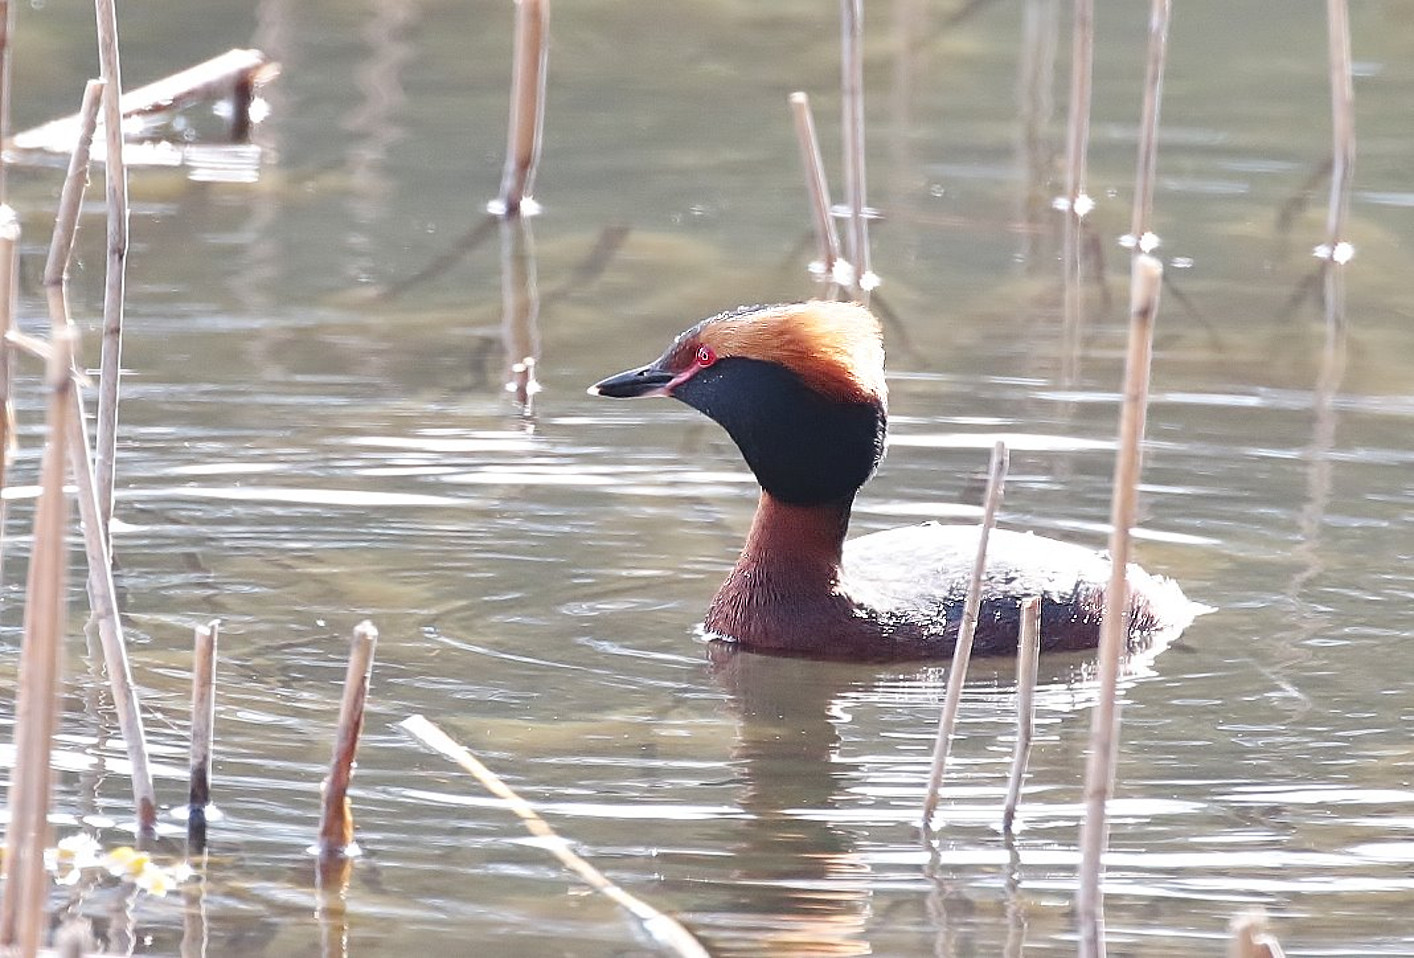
[588,363,679,399]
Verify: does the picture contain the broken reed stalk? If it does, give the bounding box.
[1229,909,1286,958]
[0,325,75,954]
[1074,252,1162,958]
[1002,596,1042,832]
[399,714,710,958]
[93,0,129,541]
[317,621,379,858]
[188,619,220,848]
[494,0,549,215]
[1324,0,1355,253]
[839,0,872,292]
[45,79,159,835]
[921,440,1009,826]
[11,49,270,156]
[1063,0,1094,214]
[1129,0,1171,245]
[789,91,842,279]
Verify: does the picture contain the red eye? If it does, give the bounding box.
[695,345,716,366]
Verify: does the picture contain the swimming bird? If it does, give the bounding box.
[590,301,1197,662]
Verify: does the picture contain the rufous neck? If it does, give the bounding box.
[740,491,852,583]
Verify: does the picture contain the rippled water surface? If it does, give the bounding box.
[3,1,1414,955]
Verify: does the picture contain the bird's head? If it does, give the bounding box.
[591,301,888,505]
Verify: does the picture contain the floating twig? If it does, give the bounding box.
[789,91,842,281]
[922,440,1009,826]
[839,0,874,294]
[1075,252,1162,957]
[1127,0,1171,248]
[44,79,159,835]
[493,0,549,216]
[188,619,220,850]
[10,49,271,158]
[0,324,76,953]
[400,714,710,958]
[93,0,129,541]
[317,621,379,859]
[1002,596,1042,832]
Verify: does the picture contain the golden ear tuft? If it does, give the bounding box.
[697,301,886,405]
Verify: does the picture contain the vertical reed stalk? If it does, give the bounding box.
[1002,596,1042,832]
[789,92,842,279]
[188,619,220,849]
[0,0,12,202]
[1075,252,1162,957]
[45,79,159,834]
[94,0,130,539]
[0,325,75,954]
[922,440,1009,825]
[839,0,873,292]
[0,204,18,579]
[318,621,379,858]
[1323,0,1354,254]
[1063,0,1094,215]
[1129,0,1171,246]
[494,0,549,215]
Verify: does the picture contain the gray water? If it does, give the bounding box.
[2,0,1413,954]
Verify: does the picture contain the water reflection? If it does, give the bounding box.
[706,648,873,957]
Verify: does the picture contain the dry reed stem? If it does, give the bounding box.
[0,0,12,201]
[400,714,710,958]
[0,205,19,578]
[1324,0,1355,253]
[922,440,1009,825]
[789,92,842,278]
[188,619,220,843]
[45,81,106,291]
[1129,0,1171,245]
[43,78,158,834]
[0,325,75,953]
[1063,0,1094,213]
[839,0,873,293]
[495,0,549,215]
[1229,909,1286,958]
[1075,252,1162,958]
[64,388,158,832]
[1002,595,1042,832]
[317,621,379,857]
[93,0,129,540]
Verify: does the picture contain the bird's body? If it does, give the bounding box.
[592,301,1199,662]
